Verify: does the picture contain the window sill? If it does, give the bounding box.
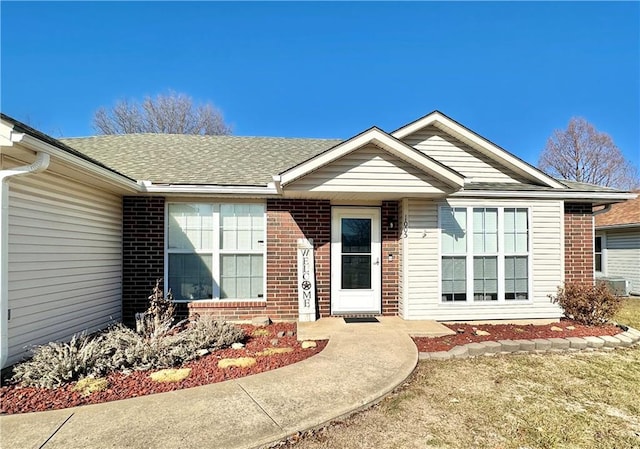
[186,300,267,309]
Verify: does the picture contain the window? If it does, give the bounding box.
[441,208,467,301]
[440,205,530,303]
[594,236,603,273]
[167,203,265,301]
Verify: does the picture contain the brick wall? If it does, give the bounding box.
[122,196,166,326]
[266,199,331,319]
[564,202,594,284]
[381,201,399,315]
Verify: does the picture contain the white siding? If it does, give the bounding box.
[603,229,640,294]
[403,198,564,321]
[288,144,451,194]
[402,125,529,184]
[7,168,122,365]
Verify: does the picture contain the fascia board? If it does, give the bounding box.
[16,134,141,193]
[280,127,464,188]
[450,190,637,202]
[392,112,566,190]
[140,183,278,195]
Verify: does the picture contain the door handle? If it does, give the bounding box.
[373,257,380,266]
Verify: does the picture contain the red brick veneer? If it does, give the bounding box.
[265,199,331,319]
[564,202,594,284]
[122,196,166,326]
[381,201,399,316]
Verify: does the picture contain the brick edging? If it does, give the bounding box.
[419,326,640,361]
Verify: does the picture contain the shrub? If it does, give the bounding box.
[12,334,103,389]
[551,281,623,325]
[11,317,246,388]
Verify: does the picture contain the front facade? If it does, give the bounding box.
[1,111,635,367]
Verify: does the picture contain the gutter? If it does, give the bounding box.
[450,190,637,202]
[0,150,50,369]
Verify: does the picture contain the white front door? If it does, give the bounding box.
[331,207,381,314]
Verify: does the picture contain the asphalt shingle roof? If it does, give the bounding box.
[595,192,640,228]
[60,134,343,186]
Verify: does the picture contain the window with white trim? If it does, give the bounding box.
[594,235,603,273]
[440,205,530,303]
[167,203,265,301]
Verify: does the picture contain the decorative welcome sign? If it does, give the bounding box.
[297,238,317,322]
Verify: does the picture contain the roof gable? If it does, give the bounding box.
[392,111,566,189]
[278,127,465,190]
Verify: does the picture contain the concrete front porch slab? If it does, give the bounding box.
[297,316,454,341]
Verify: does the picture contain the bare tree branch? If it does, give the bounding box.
[538,117,639,190]
[92,91,232,136]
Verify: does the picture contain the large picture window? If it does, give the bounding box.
[167,203,265,301]
[440,205,530,303]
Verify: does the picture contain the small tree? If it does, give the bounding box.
[93,91,232,136]
[538,117,639,190]
[136,279,175,338]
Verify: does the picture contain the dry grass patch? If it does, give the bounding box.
[289,349,640,449]
[616,297,640,329]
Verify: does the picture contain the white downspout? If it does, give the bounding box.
[0,151,50,369]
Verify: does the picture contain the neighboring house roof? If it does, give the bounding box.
[595,192,640,228]
[60,134,342,186]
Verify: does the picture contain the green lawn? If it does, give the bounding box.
[288,300,640,449]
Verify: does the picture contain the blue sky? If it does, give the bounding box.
[1,1,638,168]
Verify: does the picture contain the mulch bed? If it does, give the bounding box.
[0,322,326,415]
[413,319,622,353]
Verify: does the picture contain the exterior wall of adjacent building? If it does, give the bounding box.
[400,197,565,321]
[596,227,640,295]
[6,157,122,366]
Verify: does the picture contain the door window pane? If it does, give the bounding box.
[168,254,213,301]
[342,255,371,289]
[342,219,371,253]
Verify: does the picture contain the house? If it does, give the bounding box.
[594,193,640,295]
[0,111,635,368]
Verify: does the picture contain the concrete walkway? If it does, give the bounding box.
[0,318,452,449]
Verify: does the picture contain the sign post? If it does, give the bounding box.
[297,238,317,322]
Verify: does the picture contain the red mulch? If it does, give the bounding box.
[0,322,326,415]
[413,319,622,353]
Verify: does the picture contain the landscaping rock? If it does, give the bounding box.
[620,331,640,344]
[197,349,209,357]
[72,377,109,396]
[600,335,622,348]
[231,342,245,350]
[286,330,295,337]
[301,341,317,349]
[257,347,294,356]
[252,316,271,326]
[547,338,571,349]
[532,339,552,350]
[550,326,563,332]
[474,330,491,336]
[277,331,286,338]
[252,328,270,337]
[218,357,257,369]
[498,340,520,352]
[583,336,605,348]
[566,337,588,349]
[149,368,192,383]
[418,352,431,360]
[270,338,280,346]
[566,325,576,330]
